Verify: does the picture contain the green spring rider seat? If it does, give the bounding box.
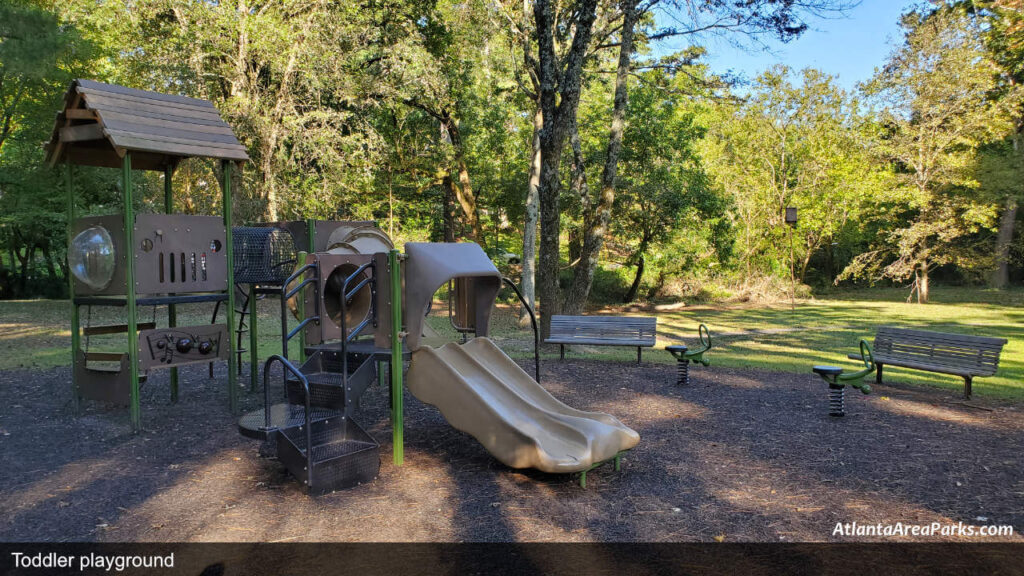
[665,324,712,386]
[812,339,875,417]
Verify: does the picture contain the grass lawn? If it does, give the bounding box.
[1,286,1020,399]
[586,287,1024,400]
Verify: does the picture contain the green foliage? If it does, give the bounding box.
[841,8,1022,301]
[0,0,104,298]
[0,0,1022,308]
[609,66,728,302]
[700,66,891,286]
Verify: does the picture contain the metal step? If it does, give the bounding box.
[277,417,379,494]
[285,351,377,412]
[237,403,341,440]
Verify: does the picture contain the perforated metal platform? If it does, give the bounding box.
[237,403,341,440]
[278,417,379,494]
[305,340,411,360]
[285,350,378,411]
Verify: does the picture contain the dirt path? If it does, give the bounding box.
[0,360,1021,542]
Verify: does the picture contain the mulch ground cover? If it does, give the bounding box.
[0,357,1021,542]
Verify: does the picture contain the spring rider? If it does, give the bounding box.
[812,340,875,417]
[665,324,712,386]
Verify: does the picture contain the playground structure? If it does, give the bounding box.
[47,80,248,430]
[214,219,386,391]
[813,340,875,417]
[49,79,638,492]
[239,240,638,493]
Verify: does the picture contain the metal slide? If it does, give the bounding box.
[407,338,639,474]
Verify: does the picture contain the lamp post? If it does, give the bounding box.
[785,207,798,312]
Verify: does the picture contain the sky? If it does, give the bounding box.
[655,0,921,91]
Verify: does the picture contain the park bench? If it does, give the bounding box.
[848,326,1007,399]
[545,315,657,364]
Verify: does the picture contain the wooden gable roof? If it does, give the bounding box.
[44,79,249,171]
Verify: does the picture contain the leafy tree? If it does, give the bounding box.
[701,67,888,284]
[950,0,1024,287]
[842,8,1019,302]
[90,0,400,222]
[611,67,723,302]
[532,0,856,334]
[0,0,100,297]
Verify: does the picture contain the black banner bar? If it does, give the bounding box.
[2,543,1023,576]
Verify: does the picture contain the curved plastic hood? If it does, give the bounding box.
[404,242,501,351]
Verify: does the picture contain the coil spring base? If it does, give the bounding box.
[829,385,845,417]
[677,359,690,386]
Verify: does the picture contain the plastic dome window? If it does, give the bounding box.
[70,225,117,290]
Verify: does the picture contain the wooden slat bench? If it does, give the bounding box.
[849,326,1007,398]
[544,315,657,364]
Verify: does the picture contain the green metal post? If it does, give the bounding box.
[123,154,141,431]
[249,283,258,391]
[66,161,80,413]
[164,165,178,403]
[222,161,238,413]
[389,249,403,466]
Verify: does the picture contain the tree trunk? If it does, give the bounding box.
[232,0,249,100]
[568,226,582,265]
[16,243,34,296]
[258,14,307,222]
[536,141,564,338]
[533,0,599,338]
[624,254,645,303]
[452,160,483,244]
[563,0,637,315]
[520,107,542,325]
[799,247,813,283]
[992,195,1016,289]
[918,262,930,304]
[40,245,57,280]
[566,118,587,268]
[825,238,836,282]
[443,175,456,242]
[445,117,485,245]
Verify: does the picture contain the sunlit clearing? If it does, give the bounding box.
[0,323,64,341]
[116,448,458,542]
[613,393,708,422]
[1,456,121,520]
[873,398,1014,431]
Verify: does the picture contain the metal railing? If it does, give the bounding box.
[448,279,475,340]
[263,354,313,489]
[280,262,321,363]
[502,276,540,383]
[339,260,376,391]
